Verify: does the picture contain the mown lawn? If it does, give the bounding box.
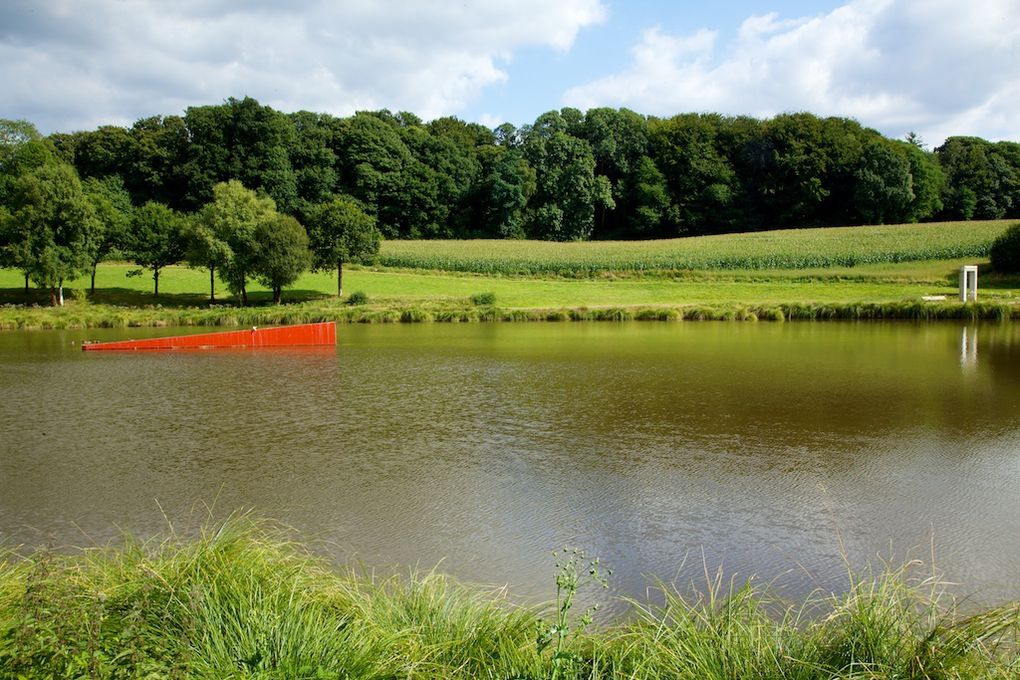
[3,257,1018,311]
[4,219,1020,327]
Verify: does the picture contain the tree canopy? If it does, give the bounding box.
[305,197,381,297]
[199,180,277,304]
[129,201,188,296]
[83,175,132,292]
[25,99,1018,247]
[5,162,99,304]
[253,214,312,304]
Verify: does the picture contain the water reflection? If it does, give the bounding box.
[2,322,1020,612]
[961,325,978,369]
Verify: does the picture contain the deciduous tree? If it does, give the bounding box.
[305,197,381,297]
[853,140,914,224]
[577,108,649,237]
[936,137,1018,220]
[253,214,312,304]
[83,175,132,293]
[1,119,53,292]
[199,180,277,305]
[333,112,413,238]
[7,163,99,305]
[479,147,535,239]
[523,112,612,241]
[130,202,188,297]
[184,219,232,302]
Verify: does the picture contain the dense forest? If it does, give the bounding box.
[7,97,1020,241]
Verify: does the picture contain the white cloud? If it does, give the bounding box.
[563,0,1020,145]
[476,113,506,129]
[0,0,605,133]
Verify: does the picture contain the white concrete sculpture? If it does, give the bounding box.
[959,265,978,302]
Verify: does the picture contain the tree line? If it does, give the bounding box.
[35,98,1020,235]
[2,99,1019,303]
[0,118,380,305]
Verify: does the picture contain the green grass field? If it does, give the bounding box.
[1,258,1018,309]
[2,219,1019,327]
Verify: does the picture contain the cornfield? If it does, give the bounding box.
[379,220,1015,276]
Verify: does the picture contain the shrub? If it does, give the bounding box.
[399,308,433,322]
[345,290,369,306]
[990,222,1020,273]
[470,292,496,306]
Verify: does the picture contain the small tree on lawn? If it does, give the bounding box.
[253,214,312,304]
[200,180,276,305]
[130,202,188,297]
[83,175,132,294]
[0,120,56,295]
[184,219,232,302]
[305,197,381,297]
[7,163,99,305]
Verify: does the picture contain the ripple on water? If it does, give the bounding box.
[2,322,1020,609]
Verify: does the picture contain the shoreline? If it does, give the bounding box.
[2,299,1019,330]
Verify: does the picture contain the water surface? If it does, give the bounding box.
[2,322,1019,610]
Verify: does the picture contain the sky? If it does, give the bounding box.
[2,0,1019,146]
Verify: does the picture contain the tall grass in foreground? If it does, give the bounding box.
[379,221,1016,276]
[1,517,1017,679]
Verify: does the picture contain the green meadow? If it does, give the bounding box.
[3,258,1012,307]
[2,220,1019,328]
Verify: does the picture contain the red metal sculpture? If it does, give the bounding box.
[81,322,336,351]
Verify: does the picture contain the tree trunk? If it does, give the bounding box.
[241,282,247,306]
[154,269,160,297]
[91,261,98,294]
[337,261,343,298]
[209,266,216,302]
[24,272,29,295]
[49,287,57,306]
[273,286,281,304]
[58,279,64,307]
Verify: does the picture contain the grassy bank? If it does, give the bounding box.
[3,256,1020,329]
[1,518,1017,679]
[3,219,1020,328]
[3,299,1020,330]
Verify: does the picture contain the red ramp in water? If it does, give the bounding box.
[82,321,336,351]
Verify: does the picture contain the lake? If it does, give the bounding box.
[2,321,1019,612]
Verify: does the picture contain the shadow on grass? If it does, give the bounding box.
[0,288,53,306]
[0,287,334,308]
[932,261,1020,290]
[968,271,1020,290]
[893,259,1016,289]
